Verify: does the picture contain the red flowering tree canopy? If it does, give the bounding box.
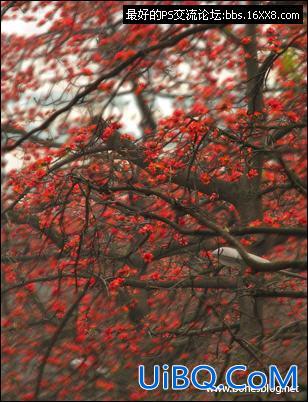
[1,1,307,401]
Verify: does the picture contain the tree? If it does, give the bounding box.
[1,2,307,401]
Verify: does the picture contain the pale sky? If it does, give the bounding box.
[2,5,239,172]
[2,11,174,170]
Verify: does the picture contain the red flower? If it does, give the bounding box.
[241,37,252,45]
[62,17,74,26]
[138,224,153,234]
[142,252,154,263]
[200,172,211,184]
[81,68,93,76]
[247,169,259,179]
[209,192,219,201]
[150,272,160,280]
[109,278,125,291]
[220,344,230,353]
[114,49,136,61]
